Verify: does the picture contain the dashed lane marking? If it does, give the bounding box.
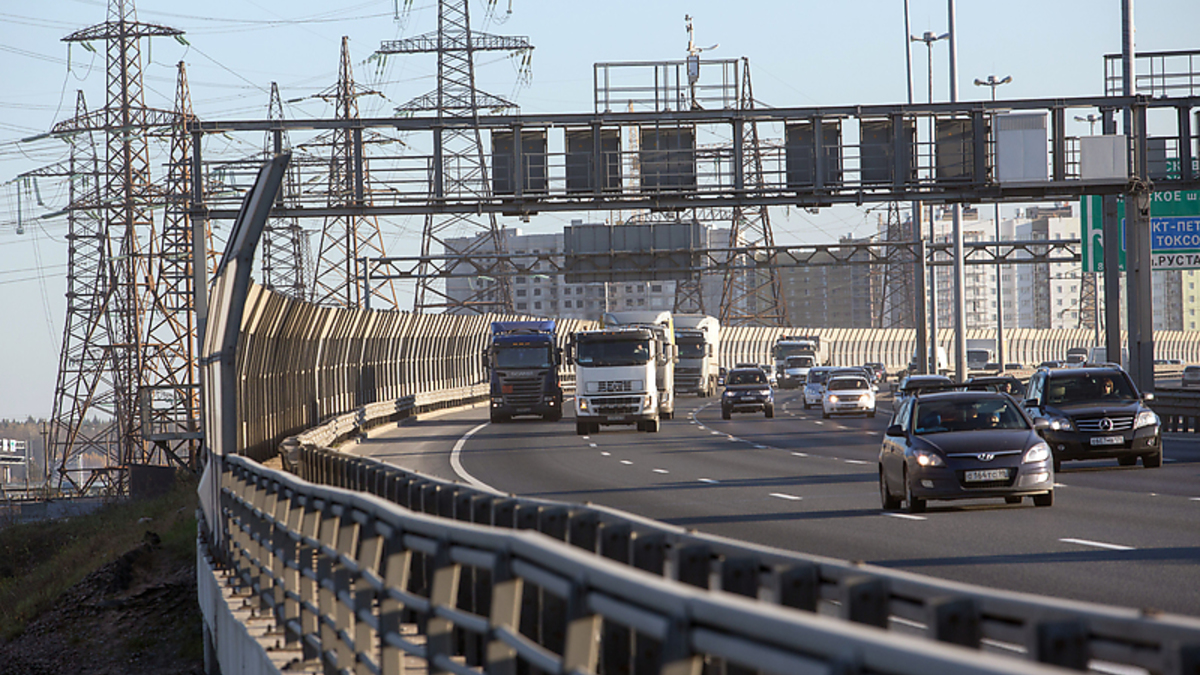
[844,459,870,465]
[1059,538,1135,551]
[601,452,611,457]
[653,468,670,474]
[699,478,720,484]
[884,513,927,521]
[769,493,802,501]
[620,460,633,465]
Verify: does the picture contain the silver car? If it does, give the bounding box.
[803,367,832,409]
[1183,365,1200,388]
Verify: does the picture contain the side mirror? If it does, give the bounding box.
[1143,392,1155,402]
[885,424,905,437]
[555,347,564,366]
[1033,417,1051,431]
[1023,398,1039,408]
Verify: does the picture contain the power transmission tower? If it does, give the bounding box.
[720,58,788,327]
[311,37,398,309]
[377,0,532,313]
[47,0,183,494]
[44,90,122,494]
[260,82,309,301]
[878,202,916,328]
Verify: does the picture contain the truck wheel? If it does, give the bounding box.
[722,407,731,420]
[576,421,589,436]
[646,418,660,432]
[765,405,774,419]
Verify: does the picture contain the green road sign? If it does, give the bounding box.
[1081,189,1200,272]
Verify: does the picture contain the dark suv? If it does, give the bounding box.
[1023,366,1162,470]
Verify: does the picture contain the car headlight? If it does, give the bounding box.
[1023,442,1051,464]
[722,389,734,398]
[828,394,839,403]
[578,398,589,411]
[758,388,772,397]
[1135,410,1159,429]
[1047,416,1072,431]
[913,449,945,467]
[860,394,872,403]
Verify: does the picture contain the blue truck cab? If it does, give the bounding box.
[484,321,563,423]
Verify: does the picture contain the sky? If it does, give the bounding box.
[1,0,1198,420]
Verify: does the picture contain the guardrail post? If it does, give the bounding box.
[540,508,570,657]
[927,597,981,648]
[1030,620,1089,670]
[676,545,711,589]
[778,563,820,612]
[599,522,632,675]
[355,524,384,675]
[427,546,462,674]
[568,511,600,553]
[486,560,523,675]
[841,576,890,628]
[379,537,412,674]
[720,557,759,598]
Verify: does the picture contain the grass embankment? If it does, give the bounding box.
[0,476,199,642]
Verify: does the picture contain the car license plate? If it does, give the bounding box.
[1090,435,1125,446]
[965,469,1009,482]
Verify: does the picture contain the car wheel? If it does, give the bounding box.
[1033,491,1054,507]
[1117,455,1137,467]
[647,418,660,433]
[1004,496,1023,505]
[765,405,775,419]
[802,401,810,410]
[880,468,901,511]
[904,469,926,513]
[1142,451,1163,468]
[867,409,876,418]
[722,407,731,420]
[576,421,589,436]
[1053,458,1062,473]
[822,410,830,419]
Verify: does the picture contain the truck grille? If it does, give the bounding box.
[593,396,642,415]
[1074,414,1135,432]
[501,375,543,406]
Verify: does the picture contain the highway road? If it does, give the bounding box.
[356,389,1200,617]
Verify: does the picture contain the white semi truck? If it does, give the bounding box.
[771,334,826,384]
[601,311,677,421]
[569,326,665,435]
[672,314,720,397]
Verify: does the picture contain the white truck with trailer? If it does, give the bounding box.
[569,326,665,435]
[672,314,720,397]
[602,311,677,420]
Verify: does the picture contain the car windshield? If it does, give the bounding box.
[677,339,706,358]
[494,345,553,369]
[786,356,814,368]
[1044,372,1136,403]
[575,338,651,367]
[807,370,829,385]
[913,399,1028,434]
[727,370,767,386]
[827,377,867,391]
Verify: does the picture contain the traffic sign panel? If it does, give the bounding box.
[1081,190,1200,271]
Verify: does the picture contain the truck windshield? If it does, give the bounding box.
[786,356,814,368]
[677,339,706,358]
[576,339,652,367]
[494,345,553,369]
[774,344,813,359]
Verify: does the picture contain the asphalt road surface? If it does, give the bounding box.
[356,390,1200,617]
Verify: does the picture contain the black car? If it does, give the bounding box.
[1022,366,1162,470]
[896,374,954,401]
[879,391,1054,512]
[864,362,887,383]
[965,375,1027,399]
[721,367,775,419]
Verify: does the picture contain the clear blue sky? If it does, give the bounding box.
[1,0,1197,419]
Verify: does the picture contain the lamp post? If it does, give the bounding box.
[975,74,1012,371]
[1075,113,1105,349]
[911,30,949,373]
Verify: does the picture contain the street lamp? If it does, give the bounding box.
[974,74,1012,371]
[911,30,949,372]
[1073,113,1104,348]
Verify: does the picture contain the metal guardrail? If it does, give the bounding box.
[1150,387,1200,432]
[291,445,1200,675]
[215,453,1083,675]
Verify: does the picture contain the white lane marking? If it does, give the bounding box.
[699,478,720,484]
[769,492,802,501]
[884,513,927,521]
[1191,497,1200,502]
[814,421,825,425]
[711,431,721,435]
[1059,538,1135,551]
[791,452,809,458]
[620,460,633,465]
[753,445,768,450]
[450,423,504,494]
[601,451,611,456]
[589,443,598,448]
[653,468,670,474]
[844,459,870,465]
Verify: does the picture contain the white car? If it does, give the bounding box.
[822,376,876,418]
[803,367,832,409]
